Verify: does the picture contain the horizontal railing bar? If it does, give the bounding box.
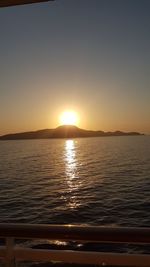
[0,246,150,267]
[0,224,150,244]
[14,248,150,267]
[0,0,54,8]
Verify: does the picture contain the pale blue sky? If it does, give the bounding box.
[0,0,150,134]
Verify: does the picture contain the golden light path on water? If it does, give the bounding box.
[64,140,81,210]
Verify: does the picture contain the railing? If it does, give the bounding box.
[0,0,54,8]
[0,224,150,267]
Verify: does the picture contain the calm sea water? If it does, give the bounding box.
[0,136,150,255]
[0,135,150,227]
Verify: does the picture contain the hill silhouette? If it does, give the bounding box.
[0,125,142,140]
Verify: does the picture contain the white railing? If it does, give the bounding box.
[0,224,150,267]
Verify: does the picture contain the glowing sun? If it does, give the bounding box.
[59,111,78,126]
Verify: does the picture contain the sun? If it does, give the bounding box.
[59,111,78,126]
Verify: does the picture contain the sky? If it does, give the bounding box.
[0,0,150,135]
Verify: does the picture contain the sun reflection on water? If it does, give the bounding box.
[65,140,76,179]
[64,140,81,209]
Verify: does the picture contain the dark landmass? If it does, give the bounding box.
[0,125,143,140]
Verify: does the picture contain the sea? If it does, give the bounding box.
[0,135,150,260]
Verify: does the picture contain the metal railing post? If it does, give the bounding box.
[6,238,15,267]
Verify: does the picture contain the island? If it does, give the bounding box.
[0,125,143,140]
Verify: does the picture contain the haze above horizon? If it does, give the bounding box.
[0,0,150,135]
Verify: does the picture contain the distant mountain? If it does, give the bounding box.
[0,125,143,140]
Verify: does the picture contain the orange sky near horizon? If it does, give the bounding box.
[0,103,149,135]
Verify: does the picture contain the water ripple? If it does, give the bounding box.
[0,136,149,230]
